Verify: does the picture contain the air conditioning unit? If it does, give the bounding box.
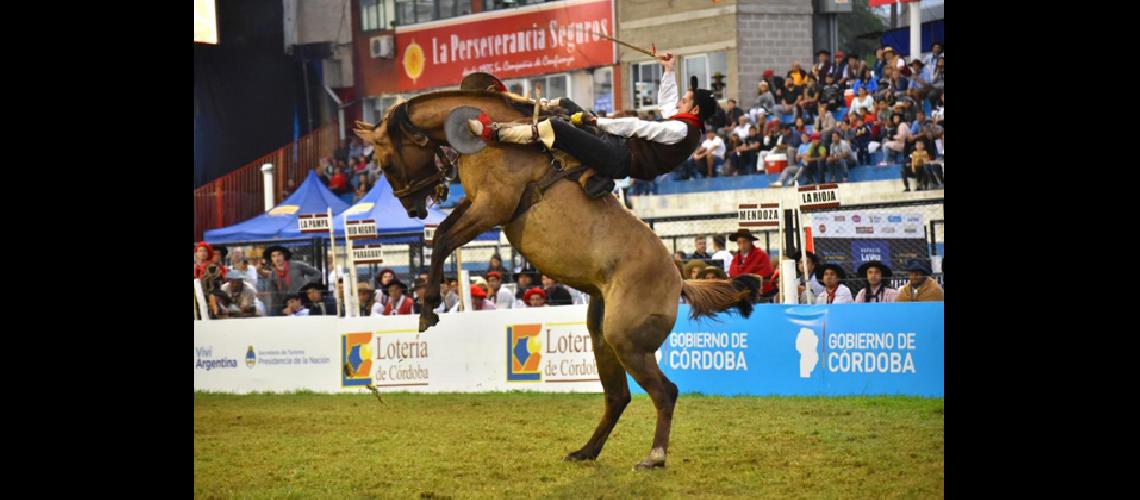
[370,35,394,59]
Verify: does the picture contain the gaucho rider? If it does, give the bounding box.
[466,53,718,194]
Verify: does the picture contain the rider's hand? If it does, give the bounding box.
[657,52,675,72]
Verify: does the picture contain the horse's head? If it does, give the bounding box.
[353,101,448,220]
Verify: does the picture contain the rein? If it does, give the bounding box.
[384,101,454,201]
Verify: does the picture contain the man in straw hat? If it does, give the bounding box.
[356,282,376,316]
[855,260,899,303]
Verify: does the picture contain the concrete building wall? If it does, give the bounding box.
[735,0,814,108]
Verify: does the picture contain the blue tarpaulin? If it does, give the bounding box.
[203,171,350,243]
[333,177,500,244]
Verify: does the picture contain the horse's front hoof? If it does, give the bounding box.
[632,459,666,470]
[564,449,598,462]
[419,312,439,332]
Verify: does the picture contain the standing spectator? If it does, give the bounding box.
[263,245,322,316]
[729,125,761,176]
[815,264,854,304]
[194,241,215,280]
[909,59,931,101]
[513,269,539,301]
[841,53,861,87]
[795,75,819,119]
[228,250,258,288]
[826,132,851,183]
[903,140,931,191]
[320,157,335,178]
[318,166,332,186]
[855,261,899,303]
[283,293,311,316]
[922,41,944,69]
[929,58,945,110]
[711,234,733,273]
[301,282,337,316]
[375,279,414,315]
[374,268,397,307]
[850,87,875,118]
[542,275,574,306]
[356,282,375,316]
[691,235,712,259]
[348,137,364,162]
[895,259,945,302]
[486,253,511,283]
[751,81,775,123]
[486,271,515,309]
[727,228,776,298]
[873,48,887,80]
[814,104,838,147]
[851,117,873,166]
[412,277,428,314]
[830,51,848,87]
[524,288,547,308]
[819,73,842,111]
[813,50,832,81]
[802,133,829,185]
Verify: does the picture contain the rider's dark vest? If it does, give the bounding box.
[626,121,703,180]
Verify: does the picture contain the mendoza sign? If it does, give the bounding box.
[648,303,944,396]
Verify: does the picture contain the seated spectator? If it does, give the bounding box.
[348,136,364,160]
[691,235,712,259]
[787,61,808,88]
[728,124,761,176]
[710,234,733,273]
[683,259,707,280]
[902,140,932,191]
[219,274,262,317]
[789,250,824,302]
[855,261,899,303]
[437,278,459,313]
[750,81,775,123]
[301,282,336,316]
[894,88,919,123]
[909,59,931,101]
[352,176,369,203]
[374,269,396,307]
[708,100,728,135]
[826,132,851,183]
[283,293,310,316]
[771,84,795,119]
[813,50,832,81]
[730,114,752,150]
[815,264,854,304]
[327,166,349,194]
[375,279,414,315]
[796,75,819,119]
[929,58,945,109]
[820,73,842,111]
[851,67,878,96]
[882,114,911,165]
[702,267,727,280]
[895,259,944,302]
[831,51,849,87]
[542,275,574,305]
[356,282,375,316]
[723,99,745,135]
[486,271,515,309]
[468,283,496,310]
[851,117,873,166]
[227,250,259,289]
[678,130,726,179]
[412,277,428,314]
[850,87,875,117]
[194,241,217,281]
[802,133,829,185]
[514,269,540,302]
[931,92,944,127]
[771,133,811,187]
[318,167,332,186]
[320,157,335,178]
[727,228,775,298]
[524,288,547,308]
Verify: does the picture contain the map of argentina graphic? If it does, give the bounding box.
[507,324,542,381]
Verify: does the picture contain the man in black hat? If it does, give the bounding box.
[301,282,337,316]
[264,245,322,316]
[377,279,414,315]
[815,263,853,304]
[855,261,899,303]
[514,268,541,302]
[466,52,718,196]
[896,259,944,302]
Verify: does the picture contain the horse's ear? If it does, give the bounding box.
[354,120,375,130]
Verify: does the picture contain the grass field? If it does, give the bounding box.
[194,392,943,498]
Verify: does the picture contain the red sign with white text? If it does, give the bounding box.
[394,0,614,91]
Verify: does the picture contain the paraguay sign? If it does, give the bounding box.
[352,244,384,264]
[738,203,781,229]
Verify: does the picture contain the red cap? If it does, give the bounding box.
[194,241,214,261]
[486,271,502,280]
[811,132,821,141]
[523,288,547,302]
[835,51,845,59]
[470,284,488,298]
[762,69,775,78]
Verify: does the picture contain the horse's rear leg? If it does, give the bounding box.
[606,314,679,470]
[566,297,630,461]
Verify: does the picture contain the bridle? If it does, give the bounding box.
[378,101,454,202]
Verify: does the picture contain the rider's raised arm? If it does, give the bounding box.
[658,69,678,119]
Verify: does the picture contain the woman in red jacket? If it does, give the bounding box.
[727,229,776,297]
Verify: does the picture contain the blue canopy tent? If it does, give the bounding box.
[203,171,350,243]
[332,178,500,244]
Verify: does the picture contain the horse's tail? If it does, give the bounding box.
[680,274,762,321]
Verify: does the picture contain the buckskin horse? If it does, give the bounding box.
[353,90,760,470]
